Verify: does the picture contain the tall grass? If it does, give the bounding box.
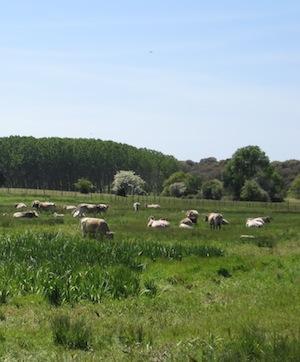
[52,314,92,350]
[0,231,223,304]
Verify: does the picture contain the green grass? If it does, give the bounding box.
[0,191,299,360]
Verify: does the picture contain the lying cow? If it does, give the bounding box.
[15,202,27,209]
[147,216,170,228]
[246,216,271,228]
[179,217,194,229]
[32,200,56,211]
[80,217,114,239]
[145,204,161,209]
[186,210,199,224]
[13,210,39,218]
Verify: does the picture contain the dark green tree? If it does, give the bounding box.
[224,145,283,201]
[201,179,224,200]
[240,180,270,202]
[289,175,300,199]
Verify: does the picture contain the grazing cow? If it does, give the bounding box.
[186,210,199,224]
[145,204,161,209]
[205,213,224,230]
[13,210,39,218]
[179,217,194,229]
[147,216,170,228]
[80,217,114,239]
[15,203,27,209]
[32,200,56,211]
[133,202,141,212]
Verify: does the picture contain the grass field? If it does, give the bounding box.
[0,192,299,361]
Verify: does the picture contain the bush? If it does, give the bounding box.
[169,182,187,197]
[162,172,201,196]
[52,314,92,350]
[74,178,95,194]
[289,175,300,199]
[202,179,224,200]
[240,180,270,202]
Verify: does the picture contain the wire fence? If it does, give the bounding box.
[0,187,300,212]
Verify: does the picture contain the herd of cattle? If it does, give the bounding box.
[8,200,272,239]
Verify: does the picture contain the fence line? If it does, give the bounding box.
[0,187,299,212]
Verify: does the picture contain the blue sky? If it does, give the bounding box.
[0,1,299,161]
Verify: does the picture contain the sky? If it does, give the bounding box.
[0,0,299,161]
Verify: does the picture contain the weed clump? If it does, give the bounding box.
[52,314,92,350]
[217,268,232,278]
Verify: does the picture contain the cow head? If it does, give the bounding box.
[32,200,40,208]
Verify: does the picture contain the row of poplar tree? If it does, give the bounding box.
[0,136,179,193]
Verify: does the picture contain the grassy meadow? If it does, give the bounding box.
[0,192,299,361]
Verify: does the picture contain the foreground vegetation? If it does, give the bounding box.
[0,192,299,360]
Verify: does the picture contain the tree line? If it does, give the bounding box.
[0,136,179,193]
[0,136,299,201]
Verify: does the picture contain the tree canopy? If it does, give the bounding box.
[224,146,283,201]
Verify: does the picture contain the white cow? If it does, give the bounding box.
[246,218,264,228]
[13,210,39,218]
[145,204,161,209]
[186,210,199,224]
[179,217,194,229]
[15,203,27,209]
[133,202,141,212]
[147,216,170,228]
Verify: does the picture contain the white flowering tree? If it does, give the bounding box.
[111,170,146,196]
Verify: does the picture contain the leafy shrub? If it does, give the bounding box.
[52,314,92,350]
[202,179,224,200]
[289,174,300,199]
[169,182,187,197]
[240,180,270,202]
[74,178,96,194]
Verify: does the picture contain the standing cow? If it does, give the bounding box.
[80,217,114,239]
